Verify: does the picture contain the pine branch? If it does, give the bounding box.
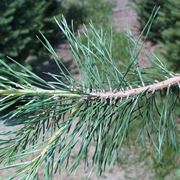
[0,16,179,179]
[1,75,179,100]
[91,74,180,99]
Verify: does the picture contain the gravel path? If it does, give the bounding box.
[111,0,155,68]
[111,0,139,35]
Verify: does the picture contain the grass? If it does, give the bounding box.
[84,0,112,27]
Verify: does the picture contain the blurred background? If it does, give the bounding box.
[0,0,179,179]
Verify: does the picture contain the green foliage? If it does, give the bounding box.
[152,146,180,179]
[111,31,131,66]
[80,0,131,69]
[159,2,180,71]
[135,0,164,41]
[0,0,86,61]
[84,0,112,27]
[135,0,180,70]
[0,17,179,179]
[80,28,131,71]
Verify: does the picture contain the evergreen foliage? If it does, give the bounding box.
[0,0,86,61]
[135,0,164,41]
[0,17,180,179]
[135,0,180,70]
[80,0,131,68]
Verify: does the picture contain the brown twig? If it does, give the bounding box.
[1,75,180,100]
[90,75,180,99]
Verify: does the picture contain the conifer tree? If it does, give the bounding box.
[0,16,180,179]
[135,0,180,70]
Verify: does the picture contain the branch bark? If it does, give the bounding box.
[0,75,180,100]
[90,75,180,99]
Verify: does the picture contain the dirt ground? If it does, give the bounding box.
[111,0,156,68]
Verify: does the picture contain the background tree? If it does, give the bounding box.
[135,0,180,71]
[0,0,86,61]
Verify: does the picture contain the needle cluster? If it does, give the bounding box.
[0,16,179,179]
